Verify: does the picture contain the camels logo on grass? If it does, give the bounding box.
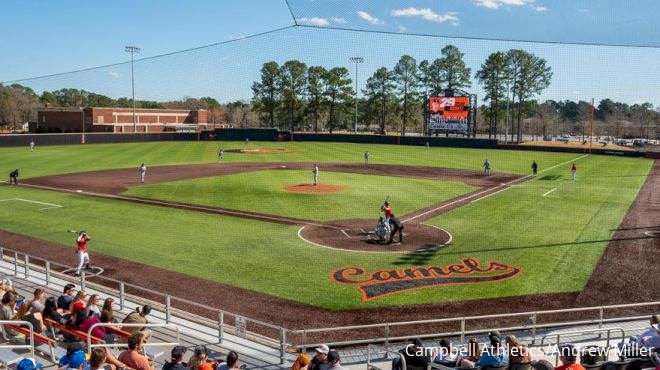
[331,259,522,302]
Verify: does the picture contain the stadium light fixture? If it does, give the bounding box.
[349,57,364,134]
[125,46,141,133]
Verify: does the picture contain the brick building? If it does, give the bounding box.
[33,107,209,133]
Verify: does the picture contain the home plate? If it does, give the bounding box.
[281,166,287,168]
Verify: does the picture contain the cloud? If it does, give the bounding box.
[390,7,459,25]
[357,11,384,25]
[297,17,330,26]
[534,6,547,12]
[106,69,119,78]
[474,0,534,9]
[330,17,347,24]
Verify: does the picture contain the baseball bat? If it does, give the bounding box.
[384,195,390,204]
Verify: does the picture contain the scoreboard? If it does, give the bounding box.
[428,96,470,131]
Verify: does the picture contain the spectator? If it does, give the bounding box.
[100,298,116,323]
[89,347,110,370]
[188,345,215,370]
[327,351,349,370]
[640,324,660,350]
[506,335,531,364]
[57,284,76,312]
[216,351,240,370]
[532,360,554,370]
[42,296,67,325]
[310,344,330,370]
[640,315,660,339]
[0,291,24,340]
[15,301,44,334]
[86,294,101,318]
[118,331,153,370]
[163,346,188,370]
[30,289,45,313]
[401,338,431,370]
[291,354,311,370]
[556,344,585,370]
[0,278,14,297]
[463,338,481,364]
[123,304,152,338]
[64,349,88,370]
[468,333,508,368]
[69,290,87,313]
[16,358,42,370]
[433,339,458,365]
[59,342,124,370]
[76,308,105,340]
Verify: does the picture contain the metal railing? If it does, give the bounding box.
[0,247,290,365]
[367,344,407,370]
[539,327,626,366]
[0,320,36,359]
[87,323,180,352]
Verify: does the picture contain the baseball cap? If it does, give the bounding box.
[194,345,209,356]
[531,360,553,370]
[17,358,43,370]
[327,351,340,363]
[171,346,187,360]
[67,351,87,369]
[412,338,424,347]
[315,344,329,354]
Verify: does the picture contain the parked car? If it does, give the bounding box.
[632,139,644,147]
[616,139,627,146]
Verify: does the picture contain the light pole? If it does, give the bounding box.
[349,57,364,134]
[125,46,140,132]
[505,80,511,143]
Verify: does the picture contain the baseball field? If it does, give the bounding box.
[0,141,657,324]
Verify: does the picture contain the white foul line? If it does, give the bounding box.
[0,198,62,210]
[403,154,589,223]
[542,188,557,197]
[340,229,351,238]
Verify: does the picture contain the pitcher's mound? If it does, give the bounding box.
[283,184,345,193]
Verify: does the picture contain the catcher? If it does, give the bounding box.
[375,217,390,243]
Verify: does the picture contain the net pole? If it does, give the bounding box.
[589,98,595,153]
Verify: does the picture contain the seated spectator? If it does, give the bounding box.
[122,304,152,339]
[467,333,508,368]
[555,344,585,370]
[433,339,458,366]
[400,338,431,370]
[16,358,43,370]
[43,296,68,325]
[118,331,154,370]
[327,351,349,370]
[163,346,188,370]
[68,290,88,313]
[0,291,24,340]
[506,335,531,364]
[30,289,45,313]
[100,298,116,323]
[291,354,311,370]
[0,278,14,297]
[75,308,105,340]
[188,345,216,370]
[640,315,660,340]
[532,360,554,370]
[59,344,89,370]
[89,347,111,370]
[462,338,481,364]
[216,351,240,370]
[58,284,76,312]
[640,324,660,350]
[15,301,44,334]
[85,294,101,318]
[310,344,330,370]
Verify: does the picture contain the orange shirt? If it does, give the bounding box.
[556,363,585,370]
[383,206,392,218]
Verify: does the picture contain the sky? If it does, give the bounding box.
[2,0,660,108]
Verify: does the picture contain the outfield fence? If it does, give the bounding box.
[0,246,659,364]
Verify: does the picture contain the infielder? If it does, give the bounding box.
[312,164,319,186]
[218,149,224,162]
[75,231,91,275]
[483,159,491,176]
[139,163,146,183]
[29,141,35,151]
[364,151,369,164]
[9,169,19,185]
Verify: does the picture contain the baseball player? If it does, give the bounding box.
[375,217,388,241]
[312,164,319,186]
[388,214,404,244]
[29,141,35,151]
[381,201,393,225]
[9,169,19,185]
[364,151,369,164]
[483,159,491,176]
[218,149,224,162]
[571,163,577,180]
[245,138,249,146]
[75,231,91,275]
[139,163,146,183]
[531,161,538,176]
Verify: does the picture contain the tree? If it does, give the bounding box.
[508,50,552,143]
[305,66,327,132]
[476,51,510,138]
[418,59,443,96]
[278,60,307,131]
[323,67,353,132]
[363,67,395,135]
[392,55,419,136]
[437,45,471,90]
[251,61,280,127]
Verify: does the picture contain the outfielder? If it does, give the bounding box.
[75,231,91,275]
[29,141,35,151]
[139,163,146,183]
[364,151,369,164]
[483,159,491,176]
[312,164,319,186]
[218,149,224,162]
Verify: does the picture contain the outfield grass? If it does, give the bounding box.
[123,170,478,221]
[0,142,653,310]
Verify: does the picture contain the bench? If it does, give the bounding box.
[44,318,105,345]
[100,325,162,360]
[5,324,65,362]
[0,348,23,367]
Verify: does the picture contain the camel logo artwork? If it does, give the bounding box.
[331,259,522,302]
